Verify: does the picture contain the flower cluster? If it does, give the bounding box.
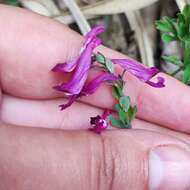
[52,25,165,133]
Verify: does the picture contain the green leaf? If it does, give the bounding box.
[115,103,122,112]
[95,53,105,64]
[112,86,120,99]
[112,85,123,99]
[162,55,182,65]
[183,64,190,84]
[109,115,126,128]
[95,53,114,73]
[177,13,188,39]
[155,17,176,34]
[117,78,125,90]
[161,34,177,43]
[109,115,131,129]
[105,59,115,73]
[184,41,190,65]
[155,20,171,32]
[119,109,127,124]
[122,106,137,124]
[182,4,190,23]
[128,106,138,122]
[119,96,130,112]
[6,0,19,6]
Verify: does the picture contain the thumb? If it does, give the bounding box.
[1,124,190,190]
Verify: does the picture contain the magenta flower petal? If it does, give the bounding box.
[57,74,118,110]
[112,59,159,81]
[59,95,79,110]
[112,59,165,87]
[52,58,78,73]
[52,25,105,74]
[90,115,101,125]
[146,76,165,88]
[54,38,102,94]
[82,73,118,95]
[84,25,105,46]
[102,109,110,120]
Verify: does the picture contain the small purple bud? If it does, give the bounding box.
[89,110,110,133]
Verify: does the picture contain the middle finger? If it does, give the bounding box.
[1,94,190,146]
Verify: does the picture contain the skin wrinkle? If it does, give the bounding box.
[114,131,148,190]
[89,136,93,190]
[108,138,118,190]
[129,138,148,190]
[99,132,148,190]
[89,134,101,190]
[143,150,149,190]
[99,135,115,190]
[97,162,101,190]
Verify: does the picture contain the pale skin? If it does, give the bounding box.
[1,4,190,190]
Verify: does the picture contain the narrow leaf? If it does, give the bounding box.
[6,0,19,6]
[105,59,115,73]
[119,109,127,124]
[119,96,130,112]
[115,103,122,112]
[109,115,126,128]
[182,4,190,23]
[155,20,172,32]
[161,34,177,43]
[162,55,182,65]
[183,64,190,84]
[95,53,105,64]
[128,106,138,121]
[112,85,123,99]
[156,17,176,35]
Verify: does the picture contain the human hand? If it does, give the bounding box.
[0,4,190,190]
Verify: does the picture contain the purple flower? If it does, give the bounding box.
[52,25,105,73]
[112,58,165,88]
[53,37,102,95]
[52,25,121,110]
[82,73,118,95]
[52,25,106,96]
[59,73,118,110]
[90,110,110,133]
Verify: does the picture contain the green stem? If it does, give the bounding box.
[171,67,183,76]
[121,70,126,79]
[184,41,190,66]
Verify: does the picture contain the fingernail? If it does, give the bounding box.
[149,145,190,190]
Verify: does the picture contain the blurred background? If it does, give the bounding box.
[0,0,189,78]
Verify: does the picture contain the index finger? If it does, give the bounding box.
[0,5,190,133]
